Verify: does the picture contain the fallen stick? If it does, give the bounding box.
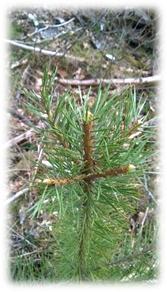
[5,187,29,205]
[6,39,85,63]
[56,75,160,87]
[10,58,28,70]
[5,129,34,148]
[140,207,149,233]
[10,248,43,259]
[9,108,34,127]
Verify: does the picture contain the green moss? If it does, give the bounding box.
[71,42,104,76]
[10,21,24,39]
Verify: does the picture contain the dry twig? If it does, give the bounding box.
[5,129,34,148]
[5,187,29,205]
[6,39,85,63]
[24,17,75,39]
[10,58,28,70]
[139,207,149,234]
[56,75,160,87]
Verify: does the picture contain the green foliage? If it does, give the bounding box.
[11,71,157,282]
[10,21,24,38]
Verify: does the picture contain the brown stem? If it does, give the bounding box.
[77,113,95,280]
[42,165,132,186]
[83,118,94,174]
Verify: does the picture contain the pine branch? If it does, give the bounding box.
[41,164,135,186]
[24,71,156,281]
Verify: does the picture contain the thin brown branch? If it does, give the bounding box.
[83,112,94,174]
[56,75,160,87]
[77,111,95,279]
[94,165,131,178]
[41,164,134,186]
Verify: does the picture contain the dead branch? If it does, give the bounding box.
[30,139,44,187]
[5,129,34,148]
[10,248,43,260]
[6,39,85,63]
[5,187,29,205]
[10,58,28,70]
[24,17,75,39]
[56,75,160,87]
[9,108,34,128]
[139,207,149,235]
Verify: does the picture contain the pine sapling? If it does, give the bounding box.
[23,72,156,281]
